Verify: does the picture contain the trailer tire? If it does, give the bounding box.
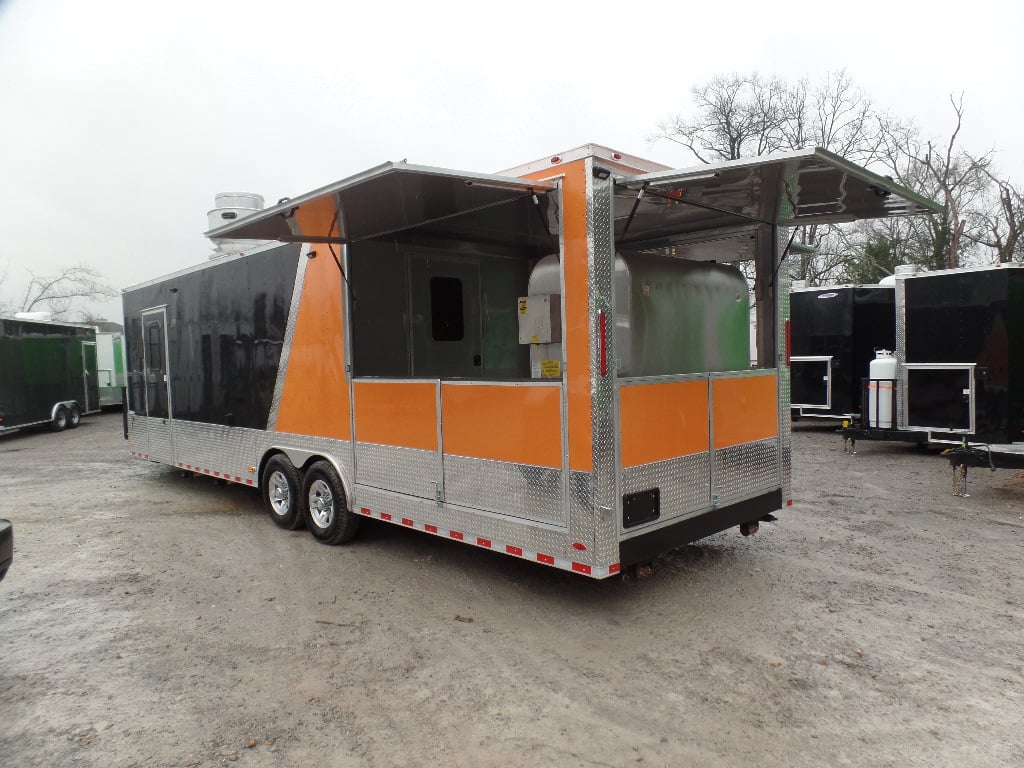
[67,404,82,429]
[261,455,304,530]
[301,460,359,545]
[50,406,69,432]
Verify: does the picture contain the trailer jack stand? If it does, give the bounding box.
[740,521,759,537]
[952,464,968,497]
[843,437,857,455]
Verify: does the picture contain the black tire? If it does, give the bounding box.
[50,406,68,432]
[301,460,359,545]
[67,404,82,429]
[261,455,304,530]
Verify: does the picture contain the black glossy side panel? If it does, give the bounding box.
[790,287,894,416]
[122,244,302,430]
[904,270,1019,443]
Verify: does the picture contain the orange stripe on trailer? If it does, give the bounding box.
[353,381,437,451]
[441,384,561,467]
[712,375,779,449]
[274,240,351,440]
[619,380,710,467]
[522,160,592,472]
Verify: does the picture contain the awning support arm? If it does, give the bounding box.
[618,184,647,240]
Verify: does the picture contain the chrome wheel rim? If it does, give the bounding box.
[307,479,334,529]
[268,470,291,517]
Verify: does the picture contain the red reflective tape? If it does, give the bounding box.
[572,562,592,575]
[450,530,464,541]
[380,512,392,521]
[246,479,254,486]
[506,545,523,557]
[213,472,221,477]
[598,311,608,377]
[609,563,621,575]
[537,553,555,565]
[360,507,372,516]
[186,464,192,470]
[234,476,241,483]
[476,537,491,548]
[787,499,793,507]
[402,518,414,527]
[425,524,438,534]
[785,319,791,366]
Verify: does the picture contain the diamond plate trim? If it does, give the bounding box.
[776,231,792,499]
[355,442,436,500]
[443,455,565,525]
[268,244,310,430]
[713,438,779,505]
[895,276,908,430]
[621,452,711,528]
[588,160,619,563]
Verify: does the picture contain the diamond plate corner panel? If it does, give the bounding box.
[588,163,619,560]
[713,438,779,505]
[776,242,792,498]
[895,277,908,430]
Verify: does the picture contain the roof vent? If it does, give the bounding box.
[206,192,267,259]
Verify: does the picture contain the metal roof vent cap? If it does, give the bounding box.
[206,192,267,259]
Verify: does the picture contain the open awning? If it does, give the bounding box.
[614,147,941,249]
[204,162,558,254]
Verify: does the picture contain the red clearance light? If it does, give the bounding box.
[787,499,793,507]
[550,155,561,164]
[572,542,588,551]
[785,320,792,366]
[598,311,608,376]
[612,152,622,160]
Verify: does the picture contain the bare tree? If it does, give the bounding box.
[976,171,1024,263]
[14,264,117,321]
[875,95,993,270]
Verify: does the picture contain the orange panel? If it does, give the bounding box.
[274,237,351,440]
[520,161,593,471]
[712,375,779,449]
[441,384,561,467]
[619,380,710,468]
[353,381,437,451]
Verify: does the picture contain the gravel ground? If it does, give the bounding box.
[0,412,1021,767]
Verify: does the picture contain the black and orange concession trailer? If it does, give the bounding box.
[123,145,936,577]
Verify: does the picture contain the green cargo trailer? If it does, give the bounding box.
[0,316,99,434]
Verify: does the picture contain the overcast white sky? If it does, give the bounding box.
[1,0,1021,322]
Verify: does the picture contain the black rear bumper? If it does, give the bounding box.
[619,489,782,566]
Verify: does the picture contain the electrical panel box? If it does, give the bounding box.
[517,294,562,345]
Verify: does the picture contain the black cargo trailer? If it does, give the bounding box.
[839,264,1024,491]
[790,284,895,419]
[898,265,1024,445]
[0,316,99,434]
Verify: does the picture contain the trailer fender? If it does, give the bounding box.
[260,447,354,510]
[50,401,80,422]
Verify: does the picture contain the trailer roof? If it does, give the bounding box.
[205,162,557,253]
[613,148,941,250]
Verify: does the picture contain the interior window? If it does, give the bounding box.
[430,277,464,342]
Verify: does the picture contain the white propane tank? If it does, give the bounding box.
[867,350,897,428]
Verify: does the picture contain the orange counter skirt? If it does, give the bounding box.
[712,374,779,449]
